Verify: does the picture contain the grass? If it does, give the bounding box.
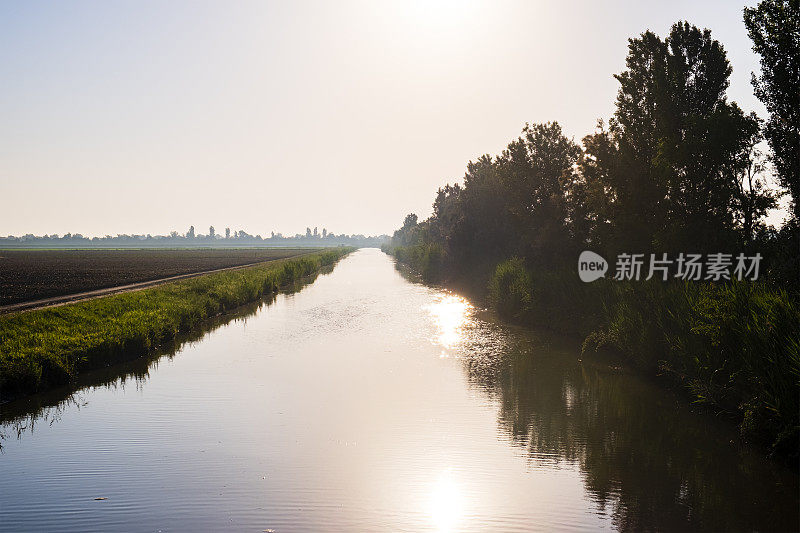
[0,248,353,399]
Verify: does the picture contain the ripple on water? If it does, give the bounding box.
[0,249,797,532]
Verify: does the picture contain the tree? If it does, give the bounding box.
[608,29,670,251]
[313,226,319,237]
[594,22,771,251]
[390,213,421,247]
[496,121,580,263]
[744,0,800,219]
[719,107,778,244]
[187,225,195,239]
[457,155,516,262]
[384,18,791,288]
[225,227,231,239]
[574,121,619,250]
[403,213,418,228]
[306,227,312,238]
[322,228,328,238]
[209,226,215,238]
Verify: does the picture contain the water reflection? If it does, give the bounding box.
[424,294,800,531]
[0,268,332,448]
[425,294,474,353]
[428,469,464,532]
[0,251,796,532]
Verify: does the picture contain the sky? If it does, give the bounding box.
[1,0,782,238]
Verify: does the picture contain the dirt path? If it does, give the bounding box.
[0,256,309,315]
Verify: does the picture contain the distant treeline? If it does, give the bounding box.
[385,8,799,462]
[1,225,388,248]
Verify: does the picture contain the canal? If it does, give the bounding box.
[1,249,797,531]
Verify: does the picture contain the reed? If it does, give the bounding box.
[484,258,800,459]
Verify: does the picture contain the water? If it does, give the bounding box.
[1,249,797,532]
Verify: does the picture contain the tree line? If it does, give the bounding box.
[385,3,800,460]
[390,7,798,289]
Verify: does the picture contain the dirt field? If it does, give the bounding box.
[0,248,318,306]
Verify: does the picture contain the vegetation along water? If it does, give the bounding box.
[383,15,800,463]
[1,249,797,532]
[0,248,352,400]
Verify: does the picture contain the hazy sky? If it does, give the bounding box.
[1,0,776,237]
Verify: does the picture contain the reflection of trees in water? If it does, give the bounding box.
[459,322,799,532]
[391,260,798,530]
[0,267,334,449]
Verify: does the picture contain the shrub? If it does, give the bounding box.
[488,258,532,320]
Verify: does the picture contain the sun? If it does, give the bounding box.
[380,0,488,43]
[405,0,472,24]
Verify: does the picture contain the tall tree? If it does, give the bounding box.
[391,213,420,247]
[597,22,771,251]
[454,155,515,263]
[403,213,418,228]
[718,106,778,244]
[496,122,580,264]
[575,121,619,251]
[744,0,800,219]
[610,30,670,251]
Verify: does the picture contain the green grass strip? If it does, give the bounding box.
[0,248,353,398]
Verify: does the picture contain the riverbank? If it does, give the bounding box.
[384,245,800,464]
[0,248,353,400]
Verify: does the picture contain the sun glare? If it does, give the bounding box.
[375,0,488,52]
[428,470,465,531]
[405,0,475,25]
[426,294,473,351]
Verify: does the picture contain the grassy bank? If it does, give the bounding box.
[0,248,352,399]
[386,245,800,461]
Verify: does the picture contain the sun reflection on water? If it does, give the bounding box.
[428,470,464,532]
[426,294,474,353]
